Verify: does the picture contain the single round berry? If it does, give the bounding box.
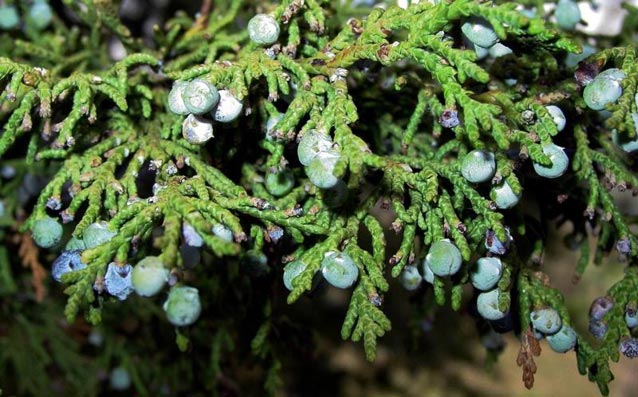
[421,259,435,284]
[530,307,562,335]
[400,265,423,291]
[470,257,503,291]
[65,236,86,251]
[264,113,284,139]
[488,43,512,58]
[131,256,169,297]
[27,0,53,30]
[554,0,581,30]
[182,222,203,247]
[625,304,638,328]
[589,319,608,340]
[247,14,280,46]
[532,143,569,178]
[619,338,638,359]
[477,289,509,321]
[32,216,63,248]
[0,5,19,30]
[52,250,87,282]
[265,170,295,196]
[424,239,463,277]
[212,224,233,242]
[297,130,333,166]
[589,296,614,321]
[321,251,359,289]
[546,325,577,353]
[83,221,116,249]
[110,366,131,391]
[163,286,202,327]
[212,90,243,122]
[181,79,220,115]
[103,262,133,301]
[283,260,307,291]
[182,114,214,144]
[485,228,512,255]
[612,128,638,153]
[461,18,499,48]
[545,105,566,132]
[583,73,624,110]
[460,150,496,183]
[305,149,340,189]
[491,180,521,209]
[439,109,460,128]
[167,80,190,115]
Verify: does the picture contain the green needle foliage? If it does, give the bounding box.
[0,0,637,395]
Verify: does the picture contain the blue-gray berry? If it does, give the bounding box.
[589,319,607,340]
[460,150,496,183]
[485,228,512,255]
[532,143,569,178]
[619,338,638,359]
[283,260,307,291]
[103,262,134,300]
[321,251,359,289]
[52,250,87,282]
[546,325,577,353]
[589,296,614,321]
[470,257,503,291]
[530,307,562,335]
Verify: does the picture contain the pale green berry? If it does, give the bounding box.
[470,257,503,291]
[283,260,307,291]
[530,307,562,335]
[265,170,295,196]
[613,129,638,153]
[477,289,509,320]
[425,239,462,277]
[422,259,435,284]
[131,256,169,297]
[461,19,499,48]
[182,114,214,144]
[32,216,63,248]
[583,74,624,110]
[212,90,243,122]
[212,224,233,242]
[489,43,512,58]
[167,81,190,115]
[110,366,131,390]
[565,44,596,68]
[545,105,566,132]
[491,180,521,209]
[65,236,86,251]
[247,14,280,46]
[163,286,202,326]
[181,79,220,115]
[473,44,490,60]
[297,130,333,166]
[0,5,19,30]
[597,68,626,82]
[305,150,340,189]
[547,325,577,353]
[554,0,581,30]
[28,0,53,30]
[533,144,569,178]
[461,150,496,183]
[83,221,116,249]
[400,265,422,291]
[321,251,359,289]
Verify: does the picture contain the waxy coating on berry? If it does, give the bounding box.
[321,251,359,289]
[485,228,512,255]
[546,325,577,353]
[625,305,638,328]
[52,250,87,282]
[470,257,503,291]
[131,256,169,297]
[182,114,214,144]
[297,130,333,166]
[589,319,608,340]
[620,338,638,359]
[265,170,295,197]
[532,143,569,179]
[167,81,190,115]
[422,259,435,284]
[545,105,566,132]
[477,289,509,321]
[27,0,53,30]
[103,262,134,301]
[213,90,243,122]
[83,221,116,249]
[439,109,460,128]
[583,71,624,111]
[32,216,63,248]
[182,222,203,247]
[247,14,280,46]
[212,224,233,242]
[283,260,307,291]
[612,128,638,153]
[491,180,521,209]
[461,18,499,48]
[530,307,562,335]
[589,296,614,321]
[400,265,423,291]
[305,149,340,189]
[488,43,512,58]
[163,286,202,327]
[460,150,496,183]
[181,79,220,115]
[425,239,462,277]
[554,0,581,30]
